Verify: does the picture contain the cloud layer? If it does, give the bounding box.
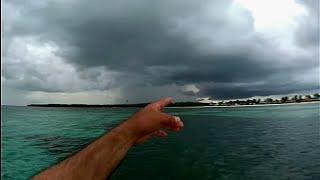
[2,0,319,105]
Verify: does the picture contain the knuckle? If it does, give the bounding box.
[149,104,159,111]
[161,113,174,121]
[145,104,154,109]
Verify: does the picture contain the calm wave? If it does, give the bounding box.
[2,103,320,179]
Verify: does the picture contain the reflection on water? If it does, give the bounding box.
[2,103,320,179]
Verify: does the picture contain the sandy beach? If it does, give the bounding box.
[167,101,320,108]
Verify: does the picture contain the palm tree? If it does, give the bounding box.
[281,96,288,103]
[265,98,273,103]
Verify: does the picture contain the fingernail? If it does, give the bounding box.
[174,116,183,127]
[180,120,184,127]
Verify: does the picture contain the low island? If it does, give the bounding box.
[28,93,320,108]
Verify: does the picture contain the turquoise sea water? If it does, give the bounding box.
[2,103,320,179]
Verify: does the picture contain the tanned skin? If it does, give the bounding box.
[33,97,184,180]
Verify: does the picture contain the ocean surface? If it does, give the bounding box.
[2,103,320,179]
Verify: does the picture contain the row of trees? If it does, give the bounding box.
[215,93,320,106]
[279,93,319,103]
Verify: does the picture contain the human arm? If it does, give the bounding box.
[33,97,183,180]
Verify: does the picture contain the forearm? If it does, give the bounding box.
[33,98,182,180]
[33,121,138,180]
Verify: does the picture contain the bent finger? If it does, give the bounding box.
[160,113,184,131]
[154,130,168,137]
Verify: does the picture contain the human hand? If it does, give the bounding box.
[121,97,184,145]
[33,97,183,180]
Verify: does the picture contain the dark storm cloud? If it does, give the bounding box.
[3,0,319,101]
[199,70,320,99]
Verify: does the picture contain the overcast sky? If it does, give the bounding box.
[2,0,319,105]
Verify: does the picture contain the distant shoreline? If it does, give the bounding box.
[167,101,320,108]
[27,102,208,108]
[27,101,320,108]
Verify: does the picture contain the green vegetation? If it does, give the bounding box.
[28,93,320,108]
[213,93,320,106]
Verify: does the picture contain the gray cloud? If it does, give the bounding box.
[295,0,319,50]
[2,0,319,104]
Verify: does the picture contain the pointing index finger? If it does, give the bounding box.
[154,97,173,110]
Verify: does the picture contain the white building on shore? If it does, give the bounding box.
[197,97,214,104]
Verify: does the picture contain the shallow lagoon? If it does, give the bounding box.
[2,103,320,179]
